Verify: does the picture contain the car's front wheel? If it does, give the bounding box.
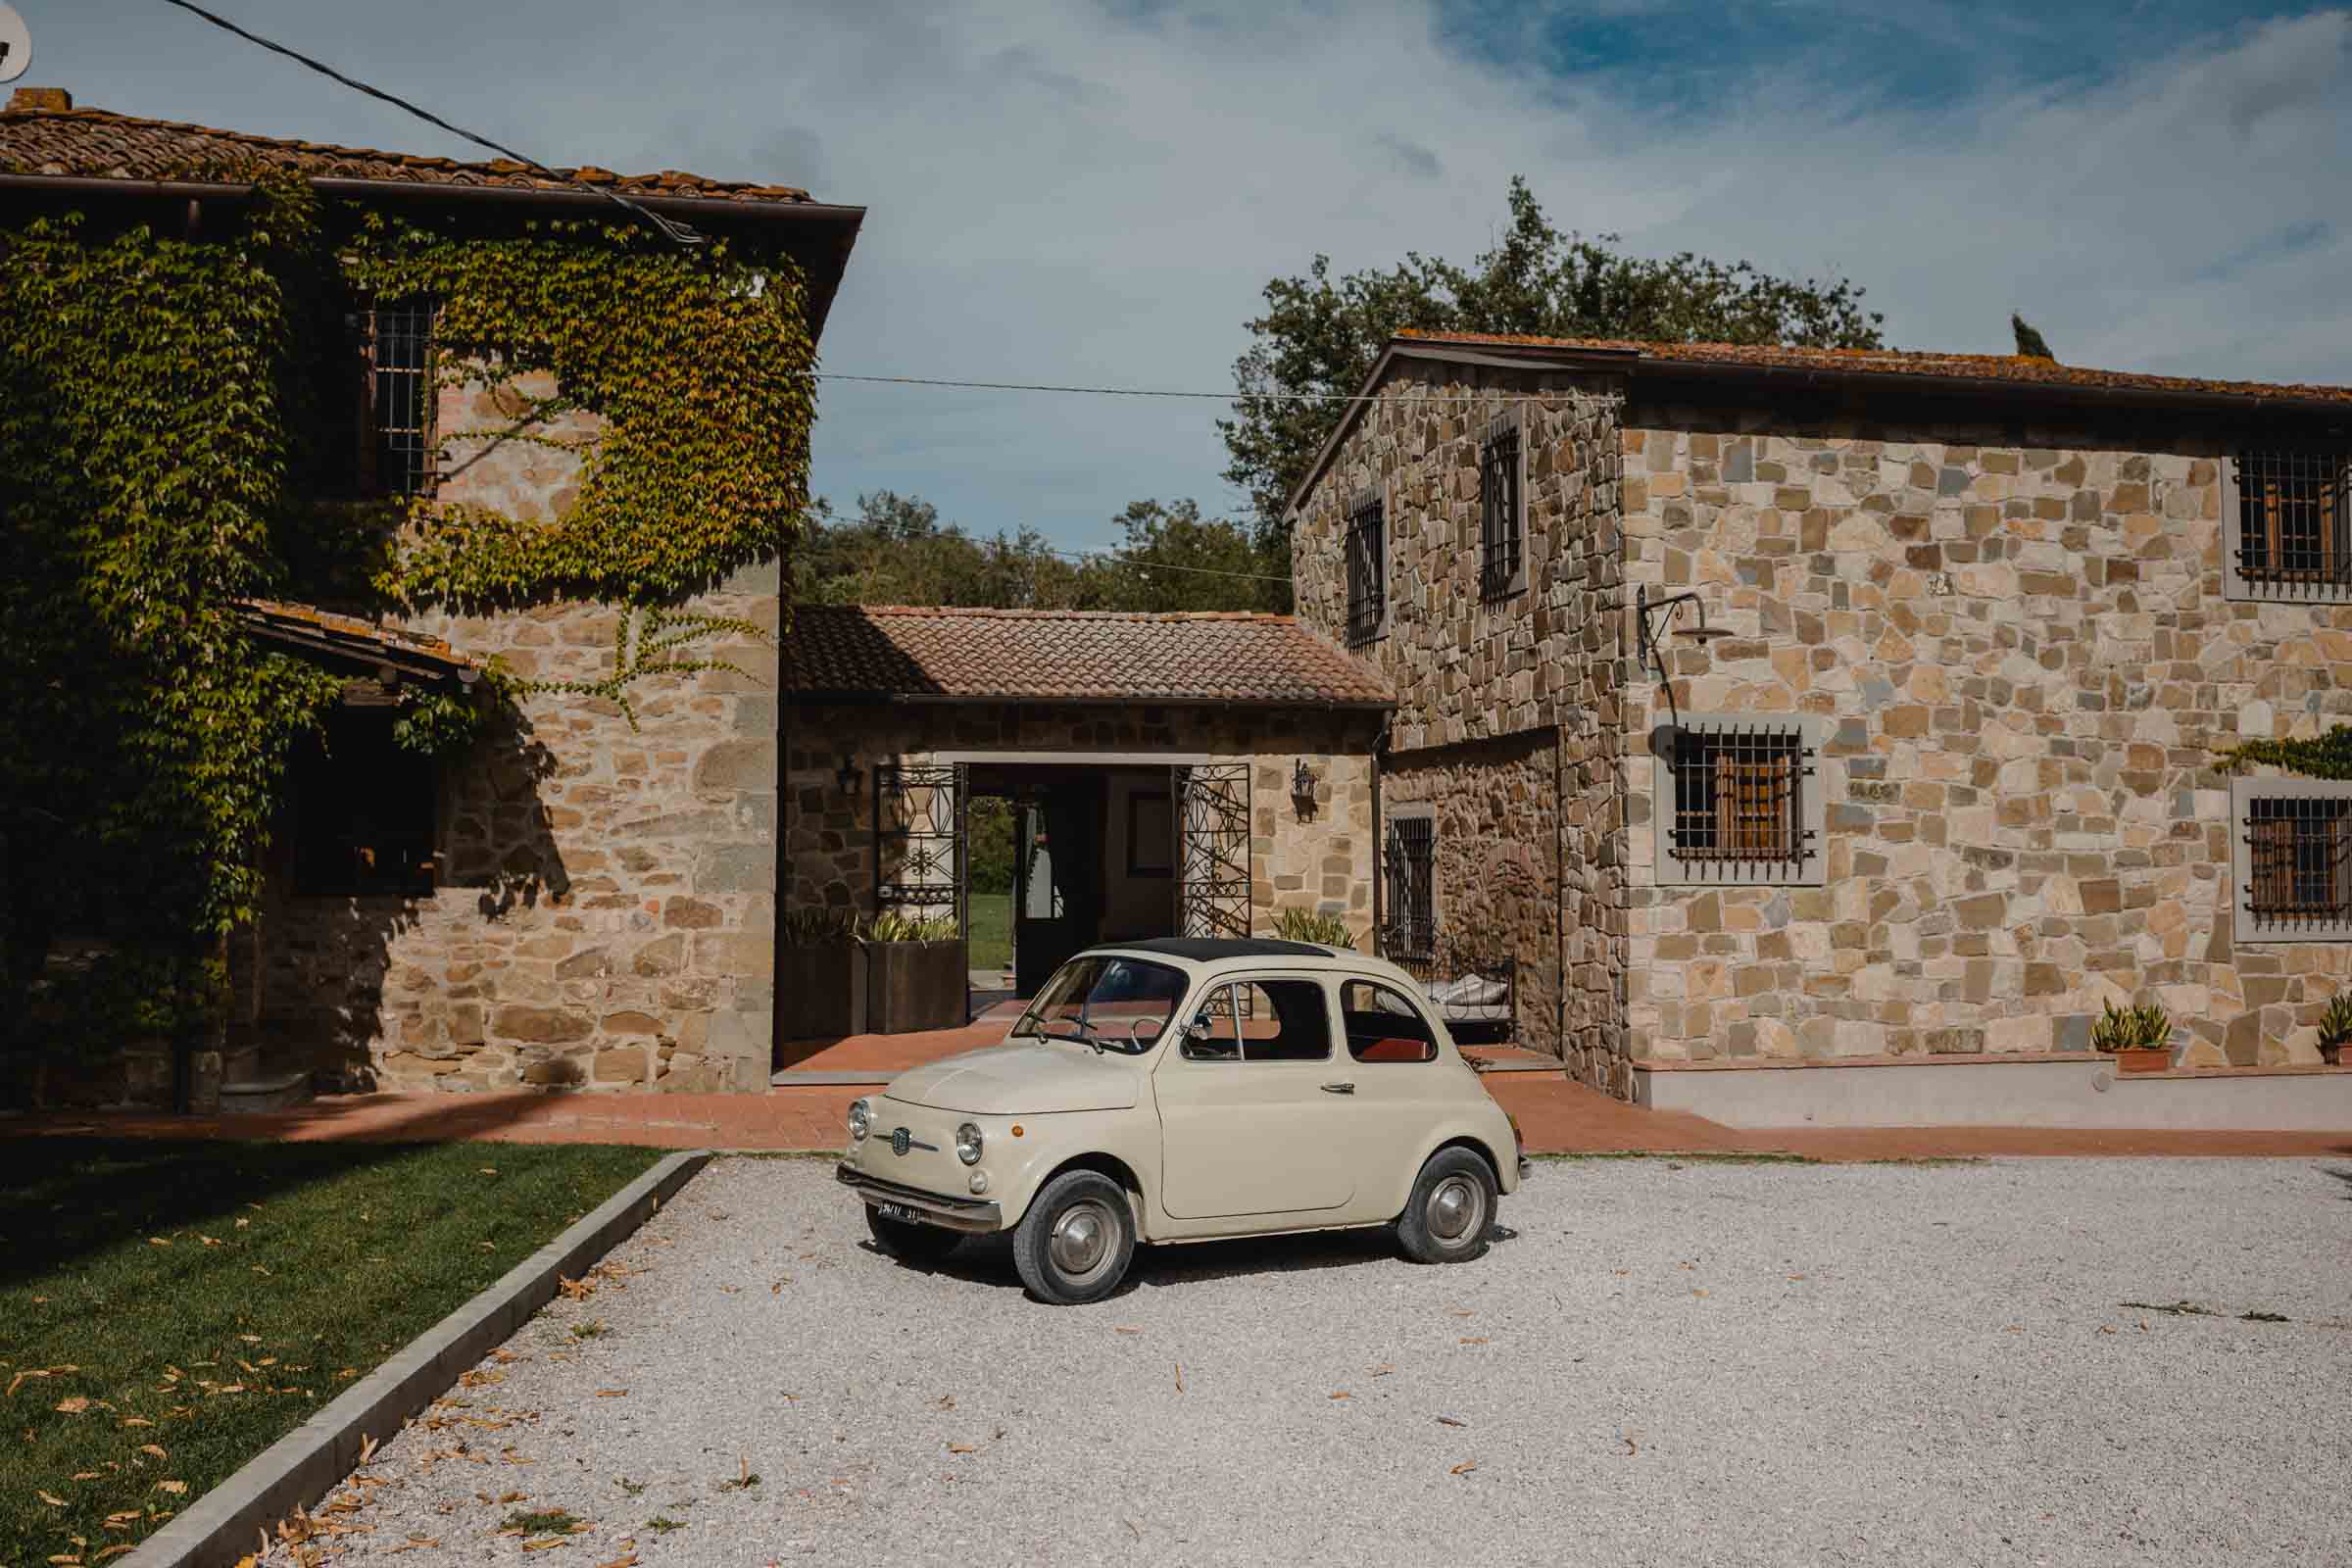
[865,1204,963,1264]
[1395,1147,1496,1264]
[1011,1169,1136,1304]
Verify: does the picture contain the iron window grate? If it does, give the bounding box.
[369,298,439,498]
[1669,725,1813,866]
[1385,815,1436,961]
[2235,448,2351,593]
[1479,420,1521,601]
[2244,795,2352,924]
[1345,495,1385,646]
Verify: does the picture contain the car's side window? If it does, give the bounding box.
[1341,978,1439,1064]
[1182,983,1244,1061]
[1181,978,1334,1062]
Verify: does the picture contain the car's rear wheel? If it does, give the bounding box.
[1012,1169,1136,1304]
[865,1204,963,1264]
[1395,1147,1496,1264]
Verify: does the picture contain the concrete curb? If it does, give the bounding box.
[121,1148,712,1568]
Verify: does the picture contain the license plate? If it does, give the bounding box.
[873,1201,921,1224]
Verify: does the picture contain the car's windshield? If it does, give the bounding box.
[1008,956,1187,1054]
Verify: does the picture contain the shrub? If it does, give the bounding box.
[1270,907,1355,949]
[2090,1000,2172,1054]
[780,907,859,947]
[862,910,959,943]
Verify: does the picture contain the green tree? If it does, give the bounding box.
[1219,176,1887,542]
[2011,313,2055,360]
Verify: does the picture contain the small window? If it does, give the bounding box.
[291,707,437,897]
[2231,778,2352,941]
[1478,415,1524,601]
[362,297,439,498]
[2225,448,2352,601]
[1181,979,1332,1062]
[1345,493,1386,647]
[1341,979,1438,1063]
[1652,716,1825,887]
[1383,809,1436,962]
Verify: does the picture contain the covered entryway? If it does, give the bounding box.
[780,606,1392,1048]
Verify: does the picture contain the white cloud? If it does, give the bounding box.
[39,0,2352,545]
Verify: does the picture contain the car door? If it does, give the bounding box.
[1154,973,1354,1218]
[1332,977,1456,1219]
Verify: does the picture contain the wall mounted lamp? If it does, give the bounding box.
[835,755,863,798]
[1291,758,1319,817]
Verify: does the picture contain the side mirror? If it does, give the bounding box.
[1186,1017,1212,1042]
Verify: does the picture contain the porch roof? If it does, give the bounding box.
[234,598,480,688]
[783,605,1394,710]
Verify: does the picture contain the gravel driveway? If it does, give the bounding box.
[315,1154,2351,1567]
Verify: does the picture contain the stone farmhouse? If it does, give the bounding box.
[1,90,860,1107]
[1288,329,2352,1125]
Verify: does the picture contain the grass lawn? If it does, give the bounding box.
[968,892,1011,974]
[0,1138,661,1565]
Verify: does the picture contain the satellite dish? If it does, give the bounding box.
[0,4,29,85]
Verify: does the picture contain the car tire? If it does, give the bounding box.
[1395,1147,1496,1264]
[865,1204,963,1264]
[1011,1169,1136,1305]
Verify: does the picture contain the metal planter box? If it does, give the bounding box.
[864,939,967,1034]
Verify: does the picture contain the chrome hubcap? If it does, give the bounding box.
[1427,1175,1482,1242]
[1049,1199,1117,1280]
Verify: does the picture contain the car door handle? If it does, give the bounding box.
[1320,1081,1355,1095]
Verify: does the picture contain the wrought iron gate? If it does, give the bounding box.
[873,762,965,933]
[1173,762,1250,940]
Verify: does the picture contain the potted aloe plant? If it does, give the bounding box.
[780,907,865,1040]
[2092,999,2174,1074]
[861,909,967,1034]
[2319,992,2352,1067]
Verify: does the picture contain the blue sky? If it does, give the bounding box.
[20,2,2352,550]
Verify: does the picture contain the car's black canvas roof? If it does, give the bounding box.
[1107,937,1336,961]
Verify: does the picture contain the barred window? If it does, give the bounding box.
[2225,448,2352,601]
[1346,494,1386,647]
[1652,716,1824,887]
[1384,810,1435,962]
[364,297,439,498]
[2231,779,2352,940]
[1478,416,1523,601]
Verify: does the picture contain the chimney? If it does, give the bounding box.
[7,87,74,112]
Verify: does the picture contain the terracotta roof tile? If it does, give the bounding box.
[0,104,813,205]
[783,605,1394,709]
[234,598,478,681]
[1393,328,2352,408]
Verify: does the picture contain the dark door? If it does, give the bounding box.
[1014,781,1102,995]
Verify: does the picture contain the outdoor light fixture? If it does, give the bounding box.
[835,755,862,799]
[1636,584,1732,729]
[1292,759,1319,817]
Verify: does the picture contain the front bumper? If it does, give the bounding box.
[837,1162,1006,1236]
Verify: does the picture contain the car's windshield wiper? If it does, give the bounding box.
[1038,1017,1107,1054]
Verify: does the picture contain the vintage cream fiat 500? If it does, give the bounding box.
[837,937,1528,1304]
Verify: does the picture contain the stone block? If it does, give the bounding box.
[694,931,776,979]
[694,739,777,793]
[663,897,726,930]
[594,1046,649,1084]
[491,1006,594,1044]
[633,934,687,976]
[695,843,775,895]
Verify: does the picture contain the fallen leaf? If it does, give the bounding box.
[947,1443,977,1454]
[55,1396,89,1414]
[496,1491,526,1504]
[594,1390,627,1398]
[1113,1327,1143,1336]
[39,1490,68,1506]
[121,1418,152,1429]
[155,1480,187,1494]
[1328,1392,1350,1400]
[359,1434,378,1466]
[234,1218,249,1229]
[200,1237,221,1248]
[148,1238,171,1248]
[1449,1460,1478,1476]
[480,1168,499,1176]
[1174,1362,1184,1395]
[1436,1414,1467,1427]
[594,1556,638,1568]
[1691,1289,1709,1298]
[1449,1309,1474,1317]
[521,1537,569,1551]
[1458,1337,1489,1346]
[1787,1274,1806,1281]
[72,1471,102,1481]
[1369,1363,1395,1377]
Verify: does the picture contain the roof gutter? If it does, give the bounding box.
[1634,357,2352,422]
[785,690,1397,712]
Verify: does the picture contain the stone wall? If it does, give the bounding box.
[252,367,779,1095]
[1296,360,1633,1082]
[1621,405,2352,1071]
[783,702,1380,1031]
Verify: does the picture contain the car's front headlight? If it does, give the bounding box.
[955,1121,983,1165]
[848,1098,871,1142]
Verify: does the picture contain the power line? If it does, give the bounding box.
[1041,546,1290,584]
[157,0,704,248]
[807,370,1624,408]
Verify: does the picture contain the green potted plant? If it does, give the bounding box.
[2092,999,2173,1074]
[2318,992,2352,1067]
[1270,907,1356,949]
[780,907,865,1040]
[861,909,967,1034]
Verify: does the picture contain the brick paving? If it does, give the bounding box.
[9,1076,2346,1160]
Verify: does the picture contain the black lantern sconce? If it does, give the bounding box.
[835,755,863,799]
[1291,758,1319,820]
[1635,584,1731,727]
